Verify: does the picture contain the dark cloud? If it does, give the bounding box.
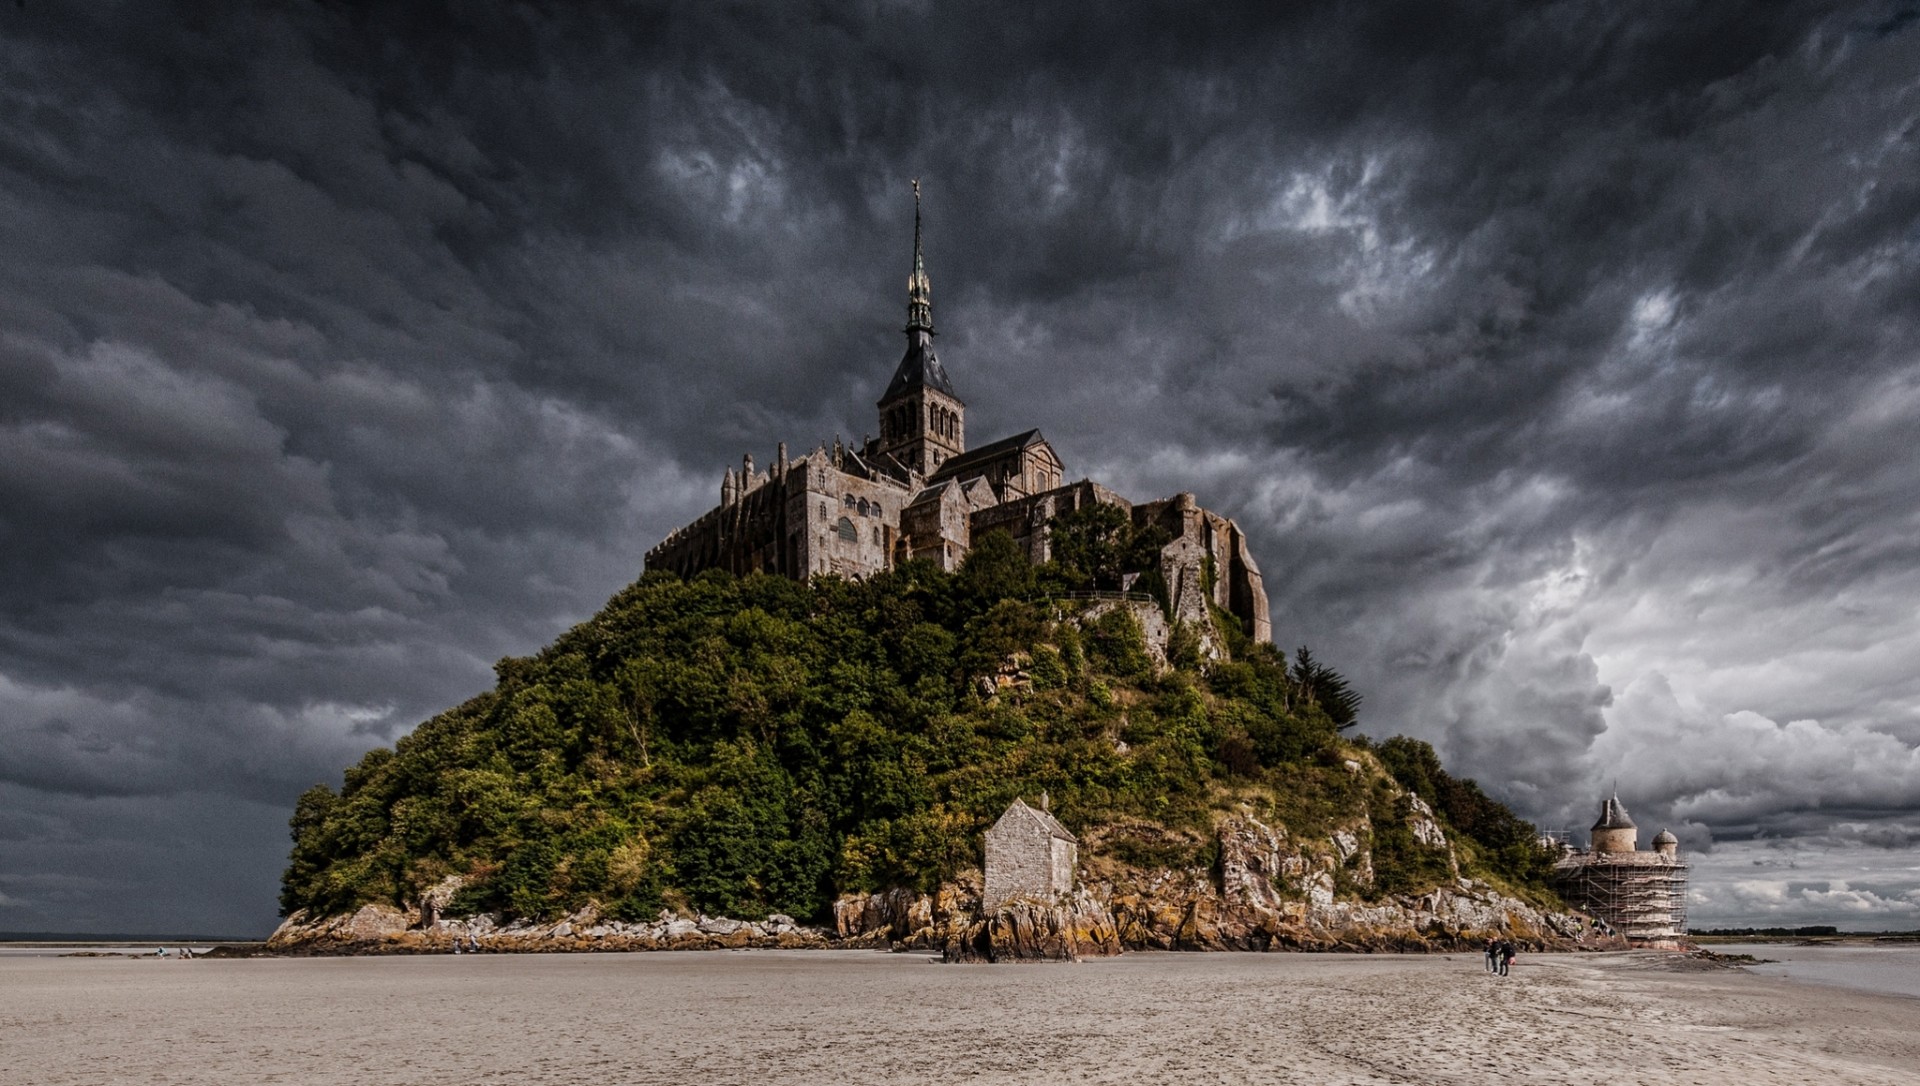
[1,1,1916,934]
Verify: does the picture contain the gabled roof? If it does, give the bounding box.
[926,429,1048,484]
[1592,792,1636,831]
[992,797,1077,843]
[959,476,1000,508]
[906,479,959,508]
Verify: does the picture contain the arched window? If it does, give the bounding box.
[836,517,858,542]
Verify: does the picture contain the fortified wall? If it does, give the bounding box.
[646,192,1271,645]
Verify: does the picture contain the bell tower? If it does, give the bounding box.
[877,180,965,477]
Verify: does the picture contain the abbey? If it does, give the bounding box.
[645,190,1272,646]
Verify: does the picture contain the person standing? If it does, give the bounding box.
[1498,941,1516,977]
[1484,937,1498,973]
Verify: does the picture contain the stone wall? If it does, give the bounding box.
[649,460,1273,649]
[983,805,1074,909]
[790,458,908,577]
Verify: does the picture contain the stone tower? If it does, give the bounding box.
[1590,791,1638,854]
[876,181,965,477]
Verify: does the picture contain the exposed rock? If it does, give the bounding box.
[268,775,1615,958]
[1405,795,1448,850]
[267,903,836,955]
[1076,599,1172,670]
[942,891,1122,962]
[414,874,467,927]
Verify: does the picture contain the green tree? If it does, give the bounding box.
[1291,646,1362,729]
[1047,504,1170,590]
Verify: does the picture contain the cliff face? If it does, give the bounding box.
[837,806,1611,960]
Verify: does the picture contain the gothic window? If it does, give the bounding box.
[872,526,881,545]
[836,517,858,542]
[844,494,856,507]
[857,498,870,515]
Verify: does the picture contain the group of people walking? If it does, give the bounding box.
[1483,938,1516,976]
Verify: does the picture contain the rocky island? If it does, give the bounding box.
[274,200,1606,959]
[273,549,1606,959]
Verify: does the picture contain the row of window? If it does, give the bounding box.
[882,403,960,443]
[838,494,883,516]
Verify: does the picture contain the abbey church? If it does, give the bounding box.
[646,190,1272,646]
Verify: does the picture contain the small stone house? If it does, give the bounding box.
[982,796,1077,910]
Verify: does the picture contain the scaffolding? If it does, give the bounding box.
[1553,852,1689,941]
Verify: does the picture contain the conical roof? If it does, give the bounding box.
[1592,792,1636,831]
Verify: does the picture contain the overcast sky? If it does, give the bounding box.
[3,1,1917,935]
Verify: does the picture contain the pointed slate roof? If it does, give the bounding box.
[1592,792,1636,831]
[884,334,959,401]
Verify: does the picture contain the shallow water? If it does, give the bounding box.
[1714,942,1920,1000]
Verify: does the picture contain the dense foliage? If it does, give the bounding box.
[282,533,1557,923]
[1371,735,1563,893]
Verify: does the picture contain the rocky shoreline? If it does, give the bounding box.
[270,807,1623,960]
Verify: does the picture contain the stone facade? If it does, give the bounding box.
[644,193,1272,645]
[1552,791,1689,943]
[983,797,1078,909]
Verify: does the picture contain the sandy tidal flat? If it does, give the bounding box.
[2,950,1915,1085]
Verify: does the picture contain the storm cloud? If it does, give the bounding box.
[2,1,1916,934]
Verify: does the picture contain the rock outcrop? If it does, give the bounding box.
[942,891,1124,962]
[268,786,1616,958]
[268,902,832,955]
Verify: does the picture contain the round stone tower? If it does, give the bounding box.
[1652,828,1679,859]
[1590,792,1638,854]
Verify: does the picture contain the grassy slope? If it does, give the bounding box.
[281,542,1561,924]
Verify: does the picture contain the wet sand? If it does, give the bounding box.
[3,950,1915,1085]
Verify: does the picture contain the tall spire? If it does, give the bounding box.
[906,178,934,336]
